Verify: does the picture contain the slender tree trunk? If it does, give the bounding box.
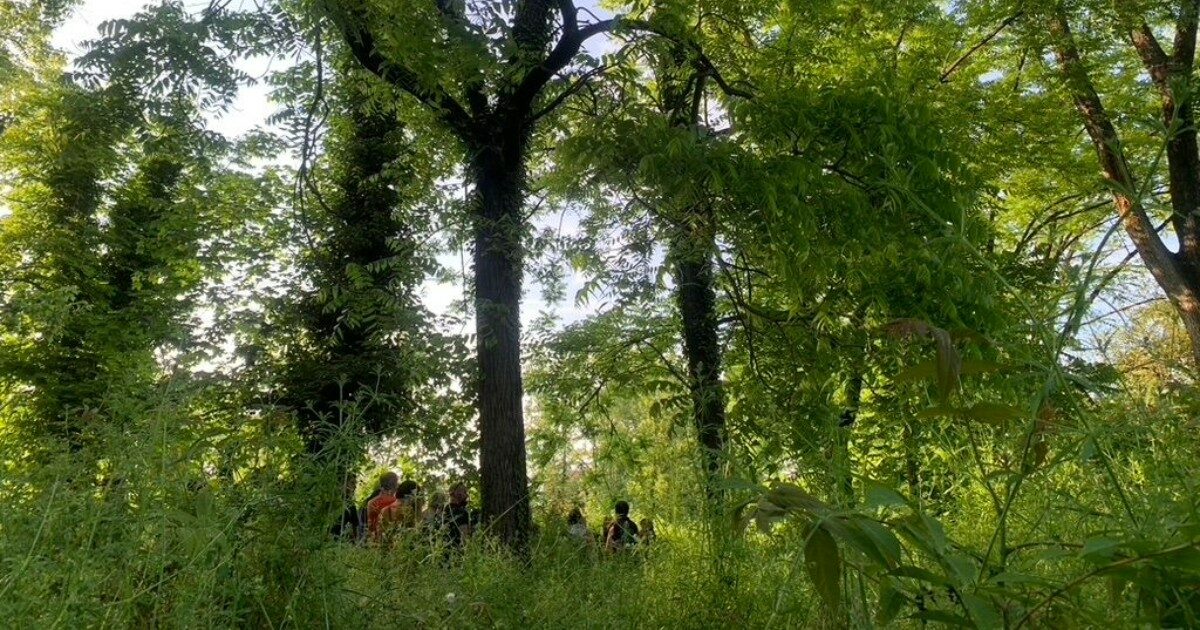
[670,213,728,491]
[1051,7,1200,364]
[837,371,863,506]
[657,48,729,498]
[470,140,532,547]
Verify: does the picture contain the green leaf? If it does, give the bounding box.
[908,609,973,626]
[1081,537,1122,564]
[890,565,952,586]
[767,483,826,514]
[987,571,1054,587]
[960,593,1001,629]
[805,526,842,615]
[853,519,903,569]
[864,482,909,510]
[877,581,907,626]
[894,359,1001,384]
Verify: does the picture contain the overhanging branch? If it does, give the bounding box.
[329,2,474,138]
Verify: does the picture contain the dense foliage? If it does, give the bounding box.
[2,0,1200,627]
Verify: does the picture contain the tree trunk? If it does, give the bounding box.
[1050,9,1200,365]
[470,140,532,548]
[670,212,728,492]
[837,371,863,506]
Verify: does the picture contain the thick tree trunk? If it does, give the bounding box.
[670,213,728,491]
[470,141,532,548]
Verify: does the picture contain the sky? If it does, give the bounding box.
[51,0,607,335]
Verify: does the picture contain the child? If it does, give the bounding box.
[638,518,656,547]
[604,500,639,552]
[567,507,592,546]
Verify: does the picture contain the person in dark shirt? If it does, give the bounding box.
[605,500,639,552]
[443,482,477,548]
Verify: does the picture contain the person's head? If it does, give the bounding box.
[397,480,419,500]
[614,500,630,517]
[379,472,399,494]
[568,507,584,525]
[639,518,654,533]
[450,482,468,506]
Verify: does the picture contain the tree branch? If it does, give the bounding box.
[328,2,474,138]
[621,18,755,100]
[1049,9,1192,303]
[528,63,612,122]
[940,11,1024,83]
[503,13,617,123]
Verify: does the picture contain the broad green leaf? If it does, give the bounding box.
[1081,537,1122,564]
[864,482,909,510]
[853,519,903,569]
[908,609,973,626]
[890,565,952,586]
[961,593,1001,629]
[805,525,842,615]
[877,581,907,626]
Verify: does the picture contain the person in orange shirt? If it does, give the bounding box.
[365,472,400,543]
[381,480,421,530]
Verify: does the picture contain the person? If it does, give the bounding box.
[443,482,477,548]
[638,518,656,547]
[383,480,421,529]
[567,507,592,546]
[357,479,382,543]
[365,472,400,543]
[423,491,448,527]
[605,500,639,552]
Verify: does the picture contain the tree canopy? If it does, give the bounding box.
[2,1,1200,627]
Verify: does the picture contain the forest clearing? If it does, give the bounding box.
[3,0,1200,627]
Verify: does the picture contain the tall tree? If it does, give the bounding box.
[279,72,433,465]
[657,44,729,494]
[319,0,624,546]
[1043,1,1200,364]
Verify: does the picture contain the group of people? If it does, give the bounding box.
[333,473,658,555]
[568,500,657,553]
[333,471,477,549]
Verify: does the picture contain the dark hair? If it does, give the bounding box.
[380,472,399,492]
[614,500,630,516]
[568,507,584,525]
[397,480,419,499]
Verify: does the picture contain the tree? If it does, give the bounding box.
[278,71,433,463]
[318,0,625,546]
[1042,1,1200,364]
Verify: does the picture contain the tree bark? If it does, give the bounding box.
[659,50,729,497]
[1050,7,1200,364]
[670,213,728,489]
[470,138,532,547]
[331,0,622,550]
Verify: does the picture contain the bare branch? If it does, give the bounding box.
[529,63,611,122]
[621,19,755,100]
